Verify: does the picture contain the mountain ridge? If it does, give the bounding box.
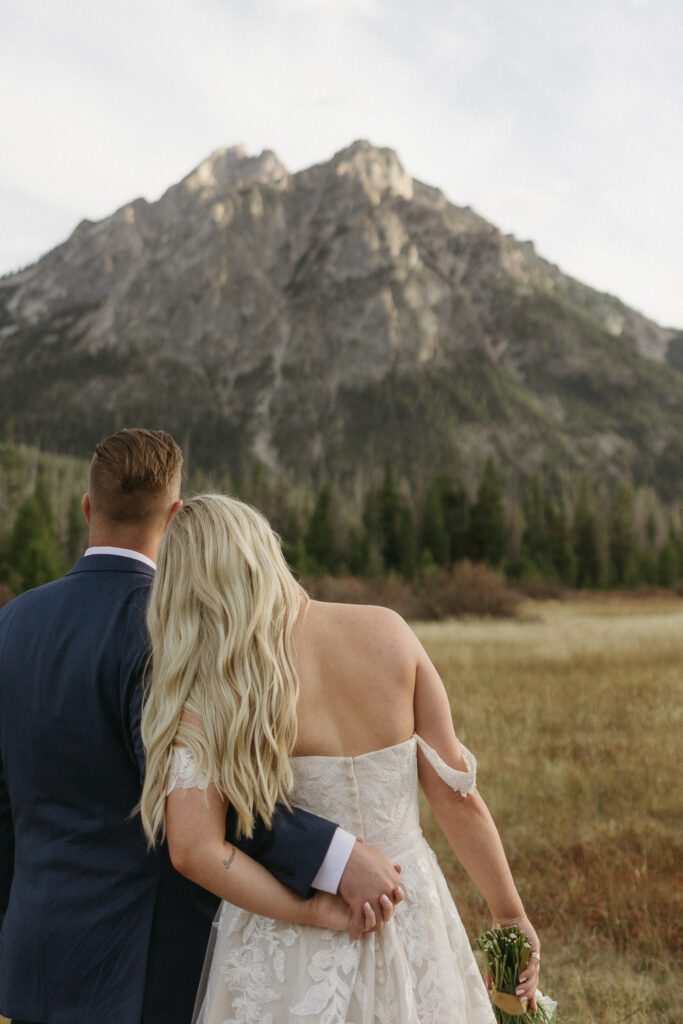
[1,139,681,498]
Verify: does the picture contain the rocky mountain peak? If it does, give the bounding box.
[171,145,290,203]
[0,140,681,496]
[328,139,414,203]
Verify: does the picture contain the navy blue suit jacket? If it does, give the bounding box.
[0,554,337,1024]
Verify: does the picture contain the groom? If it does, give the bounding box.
[0,428,402,1024]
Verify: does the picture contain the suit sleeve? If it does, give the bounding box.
[227,803,339,898]
[0,607,15,927]
[125,653,147,785]
[119,587,152,784]
[0,748,14,927]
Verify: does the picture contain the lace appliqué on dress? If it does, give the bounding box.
[166,745,212,796]
[192,734,494,1024]
[218,914,300,1024]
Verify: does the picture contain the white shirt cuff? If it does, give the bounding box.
[311,828,356,894]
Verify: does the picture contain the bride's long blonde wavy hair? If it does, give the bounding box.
[140,493,307,845]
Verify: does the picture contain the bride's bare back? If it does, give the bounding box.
[292,600,416,758]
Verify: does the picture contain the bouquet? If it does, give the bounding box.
[477,926,557,1023]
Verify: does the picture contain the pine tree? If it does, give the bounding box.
[280,505,307,576]
[8,490,65,592]
[0,529,12,587]
[359,486,384,577]
[521,476,546,573]
[67,494,86,563]
[466,458,506,566]
[376,464,418,578]
[637,511,659,585]
[420,479,450,567]
[304,483,338,574]
[347,526,368,576]
[547,490,574,584]
[238,461,273,519]
[397,503,418,580]
[440,477,469,562]
[608,482,637,587]
[676,519,683,584]
[34,475,56,530]
[657,528,680,588]
[573,481,602,588]
[377,465,403,572]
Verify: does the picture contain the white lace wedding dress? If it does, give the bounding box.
[171,735,495,1024]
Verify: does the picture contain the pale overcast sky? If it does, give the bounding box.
[1,0,681,326]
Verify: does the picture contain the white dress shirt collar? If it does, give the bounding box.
[84,546,157,570]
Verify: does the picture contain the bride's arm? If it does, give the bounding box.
[410,631,541,1008]
[166,781,374,938]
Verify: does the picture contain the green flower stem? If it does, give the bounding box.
[477,926,552,1024]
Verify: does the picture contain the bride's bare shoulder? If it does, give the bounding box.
[305,599,417,656]
[306,597,405,624]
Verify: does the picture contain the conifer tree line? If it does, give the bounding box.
[3,458,683,599]
[0,479,85,598]
[246,459,683,590]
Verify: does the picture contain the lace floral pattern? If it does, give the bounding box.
[166,745,211,795]
[214,913,300,1023]
[193,737,495,1024]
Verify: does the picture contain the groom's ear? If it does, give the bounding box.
[82,493,92,525]
[165,499,182,527]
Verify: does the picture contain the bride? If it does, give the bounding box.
[140,494,541,1023]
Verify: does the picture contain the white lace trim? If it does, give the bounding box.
[415,734,477,796]
[166,745,212,796]
[167,736,476,801]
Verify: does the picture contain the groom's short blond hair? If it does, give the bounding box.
[88,428,183,524]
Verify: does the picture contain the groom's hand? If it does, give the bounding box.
[338,839,404,937]
[308,892,378,940]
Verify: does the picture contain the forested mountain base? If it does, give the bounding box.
[0,444,88,602]
[233,457,683,591]
[2,444,682,607]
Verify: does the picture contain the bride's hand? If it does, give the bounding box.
[495,913,541,1012]
[308,892,379,940]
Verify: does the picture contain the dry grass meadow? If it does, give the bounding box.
[2,595,680,1024]
[417,595,683,1023]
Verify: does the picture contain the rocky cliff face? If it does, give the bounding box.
[1,140,681,496]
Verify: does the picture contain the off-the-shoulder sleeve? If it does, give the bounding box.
[415,733,477,796]
[166,746,212,796]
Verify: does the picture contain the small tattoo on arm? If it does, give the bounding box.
[223,847,236,871]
